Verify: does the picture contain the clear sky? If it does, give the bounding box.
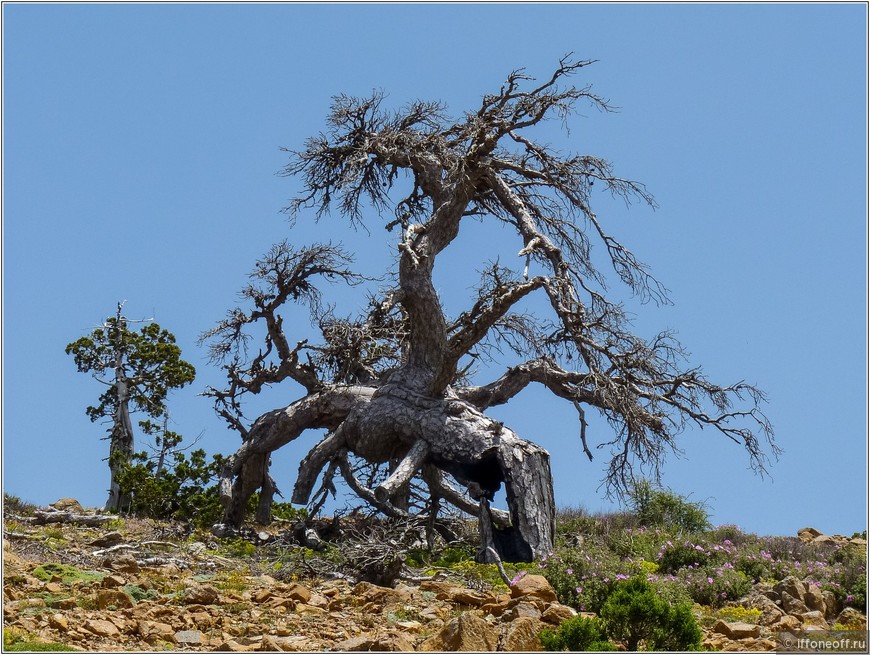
[3,3,867,537]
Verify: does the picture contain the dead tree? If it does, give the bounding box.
[202,56,777,562]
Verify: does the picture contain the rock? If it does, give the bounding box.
[137,620,176,645]
[51,498,84,512]
[509,601,542,621]
[307,592,330,608]
[182,584,220,605]
[261,635,315,652]
[801,610,829,630]
[803,584,827,614]
[849,537,867,548]
[713,620,761,639]
[335,632,415,652]
[541,603,577,625]
[252,589,274,604]
[781,591,810,616]
[84,619,120,637]
[510,574,558,603]
[822,590,840,619]
[743,593,785,626]
[419,605,448,622]
[797,527,823,541]
[502,616,547,651]
[101,574,127,588]
[813,534,839,546]
[46,596,77,609]
[48,613,68,631]
[450,588,492,606]
[215,639,257,652]
[420,611,499,651]
[174,630,206,646]
[352,581,409,606]
[774,576,807,602]
[88,531,124,547]
[294,603,328,617]
[107,553,140,574]
[419,580,458,599]
[835,607,867,630]
[97,588,134,609]
[771,614,802,632]
[281,582,313,604]
[481,595,512,617]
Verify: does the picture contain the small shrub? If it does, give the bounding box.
[628,479,710,533]
[219,538,257,559]
[600,576,702,651]
[122,584,160,603]
[539,615,616,651]
[3,493,37,516]
[657,540,711,574]
[679,566,752,607]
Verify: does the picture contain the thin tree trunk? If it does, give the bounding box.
[106,342,135,512]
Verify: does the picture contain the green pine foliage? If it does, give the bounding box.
[539,615,616,651]
[599,576,702,651]
[65,316,196,423]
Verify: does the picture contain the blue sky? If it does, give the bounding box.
[3,3,867,537]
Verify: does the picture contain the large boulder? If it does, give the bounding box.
[510,574,558,603]
[801,610,829,630]
[803,584,827,614]
[419,612,499,651]
[774,576,807,602]
[713,620,761,640]
[835,607,867,630]
[51,498,84,512]
[781,591,810,617]
[181,584,220,605]
[743,593,785,626]
[501,616,547,651]
[797,527,823,542]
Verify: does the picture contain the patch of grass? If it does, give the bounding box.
[32,564,105,585]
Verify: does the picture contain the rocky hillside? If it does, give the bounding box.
[3,499,867,652]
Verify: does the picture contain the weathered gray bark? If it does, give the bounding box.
[106,319,135,513]
[219,381,556,559]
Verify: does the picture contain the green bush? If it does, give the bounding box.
[116,445,225,529]
[600,576,702,651]
[628,479,710,533]
[539,615,616,651]
[657,540,711,574]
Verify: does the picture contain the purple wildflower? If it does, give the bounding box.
[510,571,527,586]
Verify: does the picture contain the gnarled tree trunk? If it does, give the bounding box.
[204,57,775,564]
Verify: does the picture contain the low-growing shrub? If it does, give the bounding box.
[678,566,752,607]
[627,479,710,533]
[657,540,711,574]
[539,615,616,651]
[600,576,702,651]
